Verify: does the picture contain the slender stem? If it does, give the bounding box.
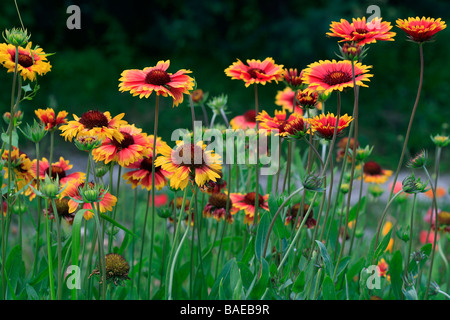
[50,199,62,300]
[45,201,56,300]
[423,166,440,299]
[136,190,151,298]
[388,44,424,201]
[32,142,42,276]
[254,84,260,220]
[405,194,417,276]
[92,202,106,299]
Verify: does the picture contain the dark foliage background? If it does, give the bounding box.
[1,0,449,169]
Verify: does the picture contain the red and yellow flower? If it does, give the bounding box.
[229,192,269,224]
[230,110,258,130]
[155,140,222,190]
[60,110,127,143]
[275,87,303,114]
[203,192,239,223]
[35,108,68,131]
[307,112,353,140]
[257,109,308,137]
[377,258,389,277]
[60,180,117,220]
[283,68,305,89]
[225,58,284,87]
[31,156,85,186]
[2,147,35,199]
[302,60,372,95]
[362,161,393,184]
[285,203,316,229]
[119,60,195,106]
[396,17,447,43]
[0,42,51,81]
[92,124,151,167]
[327,17,396,45]
[122,136,172,190]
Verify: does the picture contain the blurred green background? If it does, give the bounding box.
[0,0,449,170]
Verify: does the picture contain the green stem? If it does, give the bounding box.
[136,190,151,298]
[92,202,106,299]
[405,194,417,276]
[45,201,56,300]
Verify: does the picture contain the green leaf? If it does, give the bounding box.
[70,209,88,299]
[403,286,418,300]
[293,271,306,294]
[255,212,270,261]
[315,240,333,277]
[374,229,393,261]
[390,250,403,300]
[209,258,237,300]
[250,259,270,299]
[25,284,39,300]
[268,194,288,239]
[100,213,137,237]
[5,245,25,296]
[1,131,19,148]
[322,275,337,300]
[237,262,254,291]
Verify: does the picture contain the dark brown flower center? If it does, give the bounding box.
[111,132,134,149]
[243,192,265,206]
[140,157,155,172]
[364,161,382,175]
[243,110,256,123]
[208,193,229,209]
[323,71,352,86]
[145,69,171,86]
[354,28,368,35]
[17,53,33,68]
[176,144,205,168]
[247,68,265,79]
[79,110,109,129]
[45,165,66,180]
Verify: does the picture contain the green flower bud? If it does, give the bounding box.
[406,150,427,169]
[340,183,350,194]
[402,173,429,194]
[303,173,324,192]
[368,184,384,198]
[74,135,102,152]
[354,145,373,162]
[396,225,410,242]
[207,94,228,115]
[3,28,31,47]
[40,175,61,199]
[20,119,47,143]
[430,134,450,148]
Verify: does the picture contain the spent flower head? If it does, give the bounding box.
[89,253,130,286]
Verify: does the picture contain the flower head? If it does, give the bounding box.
[431,134,450,148]
[60,110,127,143]
[285,203,316,229]
[327,17,396,45]
[35,108,68,131]
[92,124,152,167]
[230,110,258,130]
[31,156,85,186]
[89,253,130,286]
[0,42,51,81]
[225,58,284,87]
[275,87,303,114]
[362,161,393,184]
[396,17,446,43]
[203,192,238,223]
[155,140,222,190]
[377,258,389,277]
[307,112,353,140]
[61,180,117,220]
[302,60,372,95]
[283,68,306,90]
[229,192,269,224]
[257,109,305,137]
[406,150,428,169]
[119,60,195,106]
[122,137,172,191]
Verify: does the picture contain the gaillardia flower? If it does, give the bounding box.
[396,17,447,43]
[118,60,195,106]
[283,68,305,89]
[61,180,117,220]
[257,109,306,137]
[285,203,316,229]
[275,87,303,114]
[203,192,238,223]
[60,110,127,143]
[230,110,258,130]
[225,58,284,87]
[89,253,130,286]
[35,108,68,131]
[327,17,396,45]
[92,124,151,167]
[362,161,393,184]
[31,156,85,186]
[229,192,269,224]
[2,147,35,198]
[122,137,172,191]
[0,42,51,81]
[307,113,353,140]
[155,140,222,190]
[302,60,372,95]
